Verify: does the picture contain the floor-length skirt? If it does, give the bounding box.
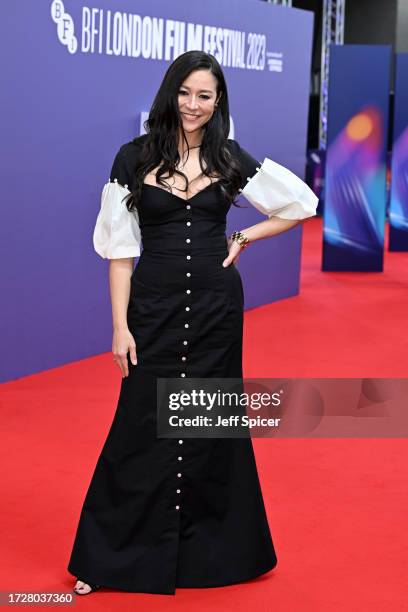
[67,234,278,594]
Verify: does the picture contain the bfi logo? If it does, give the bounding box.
[50,0,78,54]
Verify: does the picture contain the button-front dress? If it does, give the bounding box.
[67,135,318,594]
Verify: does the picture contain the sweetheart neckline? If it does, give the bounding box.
[142,181,220,203]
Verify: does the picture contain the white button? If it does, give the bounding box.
[186,239,191,243]
[186,272,191,277]
[177,472,182,477]
[175,505,180,510]
[185,306,190,311]
[186,221,191,226]
[178,456,183,461]
[180,373,186,377]
[176,489,181,494]
[183,340,188,345]
[186,289,191,294]
[185,323,189,328]
[178,440,183,444]
[186,255,191,260]
[182,356,186,361]
[186,205,191,209]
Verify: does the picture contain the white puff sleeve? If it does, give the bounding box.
[241,157,318,220]
[93,179,142,259]
[230,139,318,220]
[93,145,142,259]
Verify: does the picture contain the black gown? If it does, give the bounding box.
[67,136,278,594]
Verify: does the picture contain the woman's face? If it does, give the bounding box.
[178,69,219,134]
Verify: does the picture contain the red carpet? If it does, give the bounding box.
[1,217,407,610]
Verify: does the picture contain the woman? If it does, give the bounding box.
[68,50,317,596]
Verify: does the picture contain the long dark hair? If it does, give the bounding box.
[125,50,243,212]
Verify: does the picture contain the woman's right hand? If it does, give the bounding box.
[112,327,137,378]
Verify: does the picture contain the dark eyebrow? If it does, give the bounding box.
[180,86,214,94]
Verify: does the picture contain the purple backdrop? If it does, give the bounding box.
[0,1,314,382]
